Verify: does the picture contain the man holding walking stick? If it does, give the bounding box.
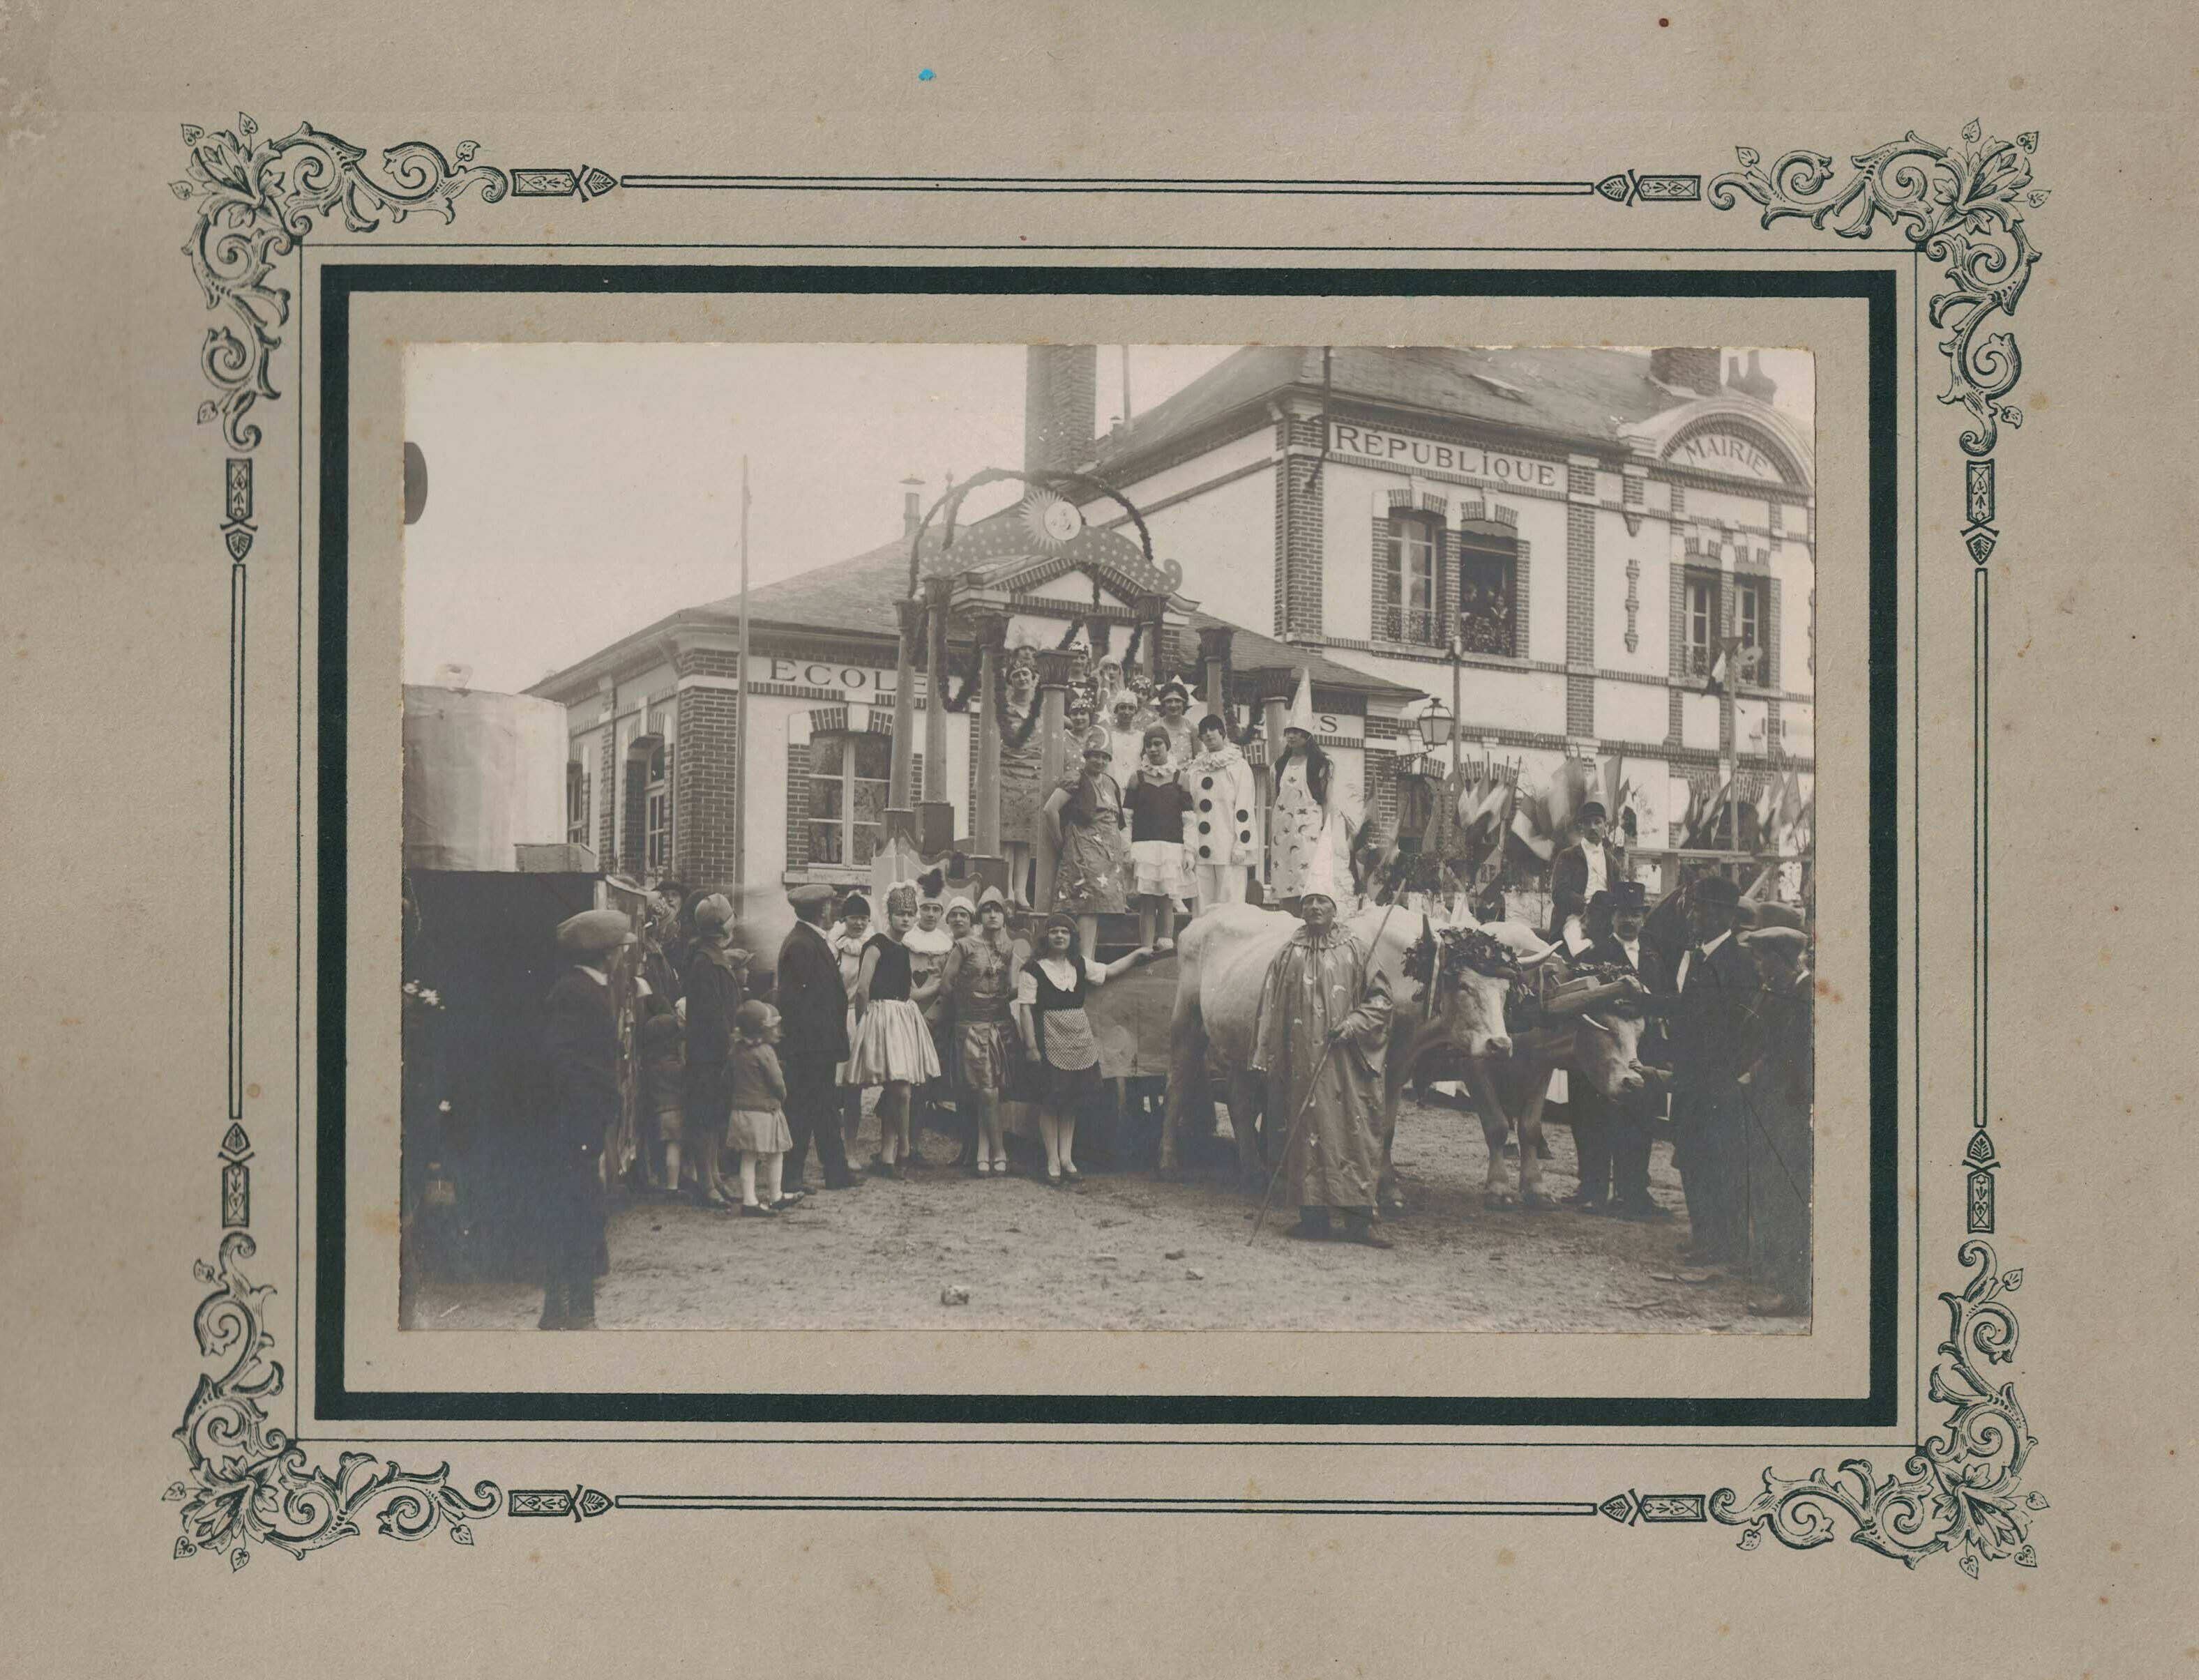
[1248,849,1395,1249]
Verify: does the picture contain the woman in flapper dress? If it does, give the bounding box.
[846,883,942,1178]
[939,884,1021,1176]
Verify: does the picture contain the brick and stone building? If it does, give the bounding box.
[1068,343,1817,884]
[529,344,1813,907]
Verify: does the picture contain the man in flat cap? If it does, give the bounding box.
[536,908,634,1329]
[1666,874,1764,1271]
[1741,925,1814,1316]
[775,881,859,1193]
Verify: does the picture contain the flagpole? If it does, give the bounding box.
[733,453,751,892]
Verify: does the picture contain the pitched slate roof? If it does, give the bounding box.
[530,515,1420,701]
[1087,345,1691,477]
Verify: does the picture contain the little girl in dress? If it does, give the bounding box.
[725,999,798,1216]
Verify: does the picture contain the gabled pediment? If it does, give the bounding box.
[1620,394,1814,492]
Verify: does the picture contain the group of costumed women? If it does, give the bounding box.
[1038,668,1357,951]
[823,879,1152,1188]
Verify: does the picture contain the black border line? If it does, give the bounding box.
[1913,249,1924,1446]
[319,262,1898,1429]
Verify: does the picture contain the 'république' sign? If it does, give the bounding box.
[1328,421,1562,490]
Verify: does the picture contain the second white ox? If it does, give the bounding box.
[1160,904,1535,1184]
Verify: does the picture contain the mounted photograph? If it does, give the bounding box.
[393,338,1819,1338]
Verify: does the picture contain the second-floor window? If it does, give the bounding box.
[1685,574,1718,676]
[807,730,892,866]
[644,741,672,873]
[1735,579,1769,685]
[1382,513,1442,645]
[1684,574,1774,685]
[1456,537,1518,657]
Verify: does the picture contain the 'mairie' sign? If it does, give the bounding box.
[1327,422,1562,489]
[1664,429,1788,484]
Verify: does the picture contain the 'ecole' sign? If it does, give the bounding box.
[759,656,901,695]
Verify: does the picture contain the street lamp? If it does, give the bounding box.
[1415,695,1454,764]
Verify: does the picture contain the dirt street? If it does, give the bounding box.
[415,1094,1803,1334]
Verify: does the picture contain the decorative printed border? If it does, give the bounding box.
[171,119,2033,1570]
[1709,120,2044,1575]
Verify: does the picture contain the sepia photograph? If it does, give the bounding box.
[395,338,1818,1338]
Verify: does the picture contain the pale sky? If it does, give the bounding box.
[402,343,1813,695]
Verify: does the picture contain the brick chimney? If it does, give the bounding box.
[1025,345,1099,474]
[1732,349,1778,403]
[1649,347,1723,398]
[901,474,924,538]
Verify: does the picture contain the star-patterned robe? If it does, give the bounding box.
[1249,925,1393,1210]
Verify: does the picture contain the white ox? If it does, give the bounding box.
[1160,905,1536,1183]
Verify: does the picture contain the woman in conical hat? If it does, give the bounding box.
[1268,668,1353,911]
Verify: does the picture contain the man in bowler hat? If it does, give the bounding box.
[1574,879,1677,1216]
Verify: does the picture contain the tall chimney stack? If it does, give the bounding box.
[1025,345,1100,474]
[901,474,924,538]
[1733,349,1778,403]
[1649,347,1724,398]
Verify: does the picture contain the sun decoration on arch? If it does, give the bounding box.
[1018,488,1085,550]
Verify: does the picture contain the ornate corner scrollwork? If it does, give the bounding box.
[169,1233,504,1567]
[1712,1241,2042,1575]
[173,115,511,452]
[1710,121,2044,458]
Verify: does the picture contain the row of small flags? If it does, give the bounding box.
[1426,751,1811,866]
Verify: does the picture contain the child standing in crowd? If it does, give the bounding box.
[635,988,686,1195]
[848,883,942,1179]
[903,892,957,1151]
[1125,725,1193,952]
[830,893,872,1167]
[725,1000,798,1216]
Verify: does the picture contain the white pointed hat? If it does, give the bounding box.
[1285,667,1317,736]
[1296,824,1349,906]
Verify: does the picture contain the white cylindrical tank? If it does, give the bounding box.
[402,685,570,871]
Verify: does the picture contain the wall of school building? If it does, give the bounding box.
[1087,425,1276,629]
[562,644,978,898]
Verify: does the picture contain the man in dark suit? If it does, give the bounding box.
[776,882,859,1193]
[1666,873,1763,1267]
[535,909,633,1330]
[1741,925,1814,1316]
[1573,880,1677,1217]
[1549,801,1627,956]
